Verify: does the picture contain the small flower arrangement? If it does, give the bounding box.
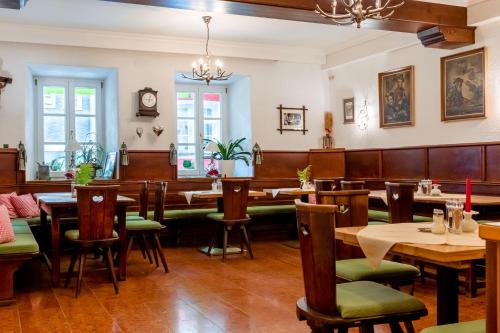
[205,163,220,178]
[64,171,75,180]
[297,165,312,189]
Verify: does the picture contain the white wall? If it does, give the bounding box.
[329,20,500,149]
[0,41,327,157]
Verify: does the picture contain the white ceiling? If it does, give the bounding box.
[0,0,392,52]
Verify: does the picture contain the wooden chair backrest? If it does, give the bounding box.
[222,178,251,220]
[153,181,167,223]
[340,180,365,190]
[295,199,338,316]
[385,182,416,223]
[138,181,149,219]
[314,178,341,203]
[317,189,369,259]
[76,185,119,240]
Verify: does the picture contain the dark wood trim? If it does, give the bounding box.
[0,0,29,9]
[417,26,475,49]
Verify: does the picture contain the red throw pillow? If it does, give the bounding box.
[0,205,15,244]
[11,194,40,218]
[0,192,18,218]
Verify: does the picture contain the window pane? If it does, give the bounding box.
[75,87,96,115]
[43,86,65,114]
[203,93,221,118]
[44,144,66,171]
[177,119,196,144]
[44,116,66,143]
[177,92,196,117]
[178,146,197,171]
[204,119,221,142]
[75,117,97,142]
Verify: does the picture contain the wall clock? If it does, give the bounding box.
[137,87,159,117]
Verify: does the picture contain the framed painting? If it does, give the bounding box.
[277,105,308,135]
[441,47,486,121]
[101,152,117,179]
[343,98,355,124]
[378,65,415,128]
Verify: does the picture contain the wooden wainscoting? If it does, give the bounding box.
[308,149,345,179]
[254,150,309,179]
[0,149,24,184]
[119,150,177,181]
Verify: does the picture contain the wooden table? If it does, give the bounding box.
[178,190,267,256]
[370,190,500,206]
[36,192,135,287]
[335,226,485,325]
[263,188,315,202]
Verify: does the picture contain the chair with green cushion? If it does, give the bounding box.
[385,182,433,223]
[125,181,168,272]
[246,205,296,216]
[421,319,485,333]
[317,190,420,293]
[207,179,254,262]
[295,200,428,333]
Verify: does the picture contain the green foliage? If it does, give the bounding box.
[49,156,65,171]
[204,138,252,166]
[75,163,94,185]
[76,134,105,171]
[297,165,312,182]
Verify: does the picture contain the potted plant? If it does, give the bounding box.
[77,134,105,178]
[297,165,312,189]
[204,138,252,177]
[71,163,94,197]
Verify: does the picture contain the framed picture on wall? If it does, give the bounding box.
[101,152,117,179]
[277,105,308,135]
[441,47,486,121]
[378,65,415,128]
[343,98,355,124]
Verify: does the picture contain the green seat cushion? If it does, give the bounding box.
[164,208,218,220]
[11,220,32,234]
[336,259,420,282]
[336,281,426,319]
[368,210,390,222]
[421,320,485,333]
[413,215,433,222]
[0,233,39,255]
[11,217,42,226]
[114,215,145,223]
[368,220,389,226]
[65,229,118,241]
[207,213,250,221]
[125,219,162,231]
[247,205,296,216]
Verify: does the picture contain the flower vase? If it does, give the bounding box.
[462,210,479,233]
[211,177,218,191]
[71,182,77,198]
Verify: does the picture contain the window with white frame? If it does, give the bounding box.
[176,84,226,176]
[36,77,103,173]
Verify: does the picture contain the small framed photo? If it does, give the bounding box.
[378,65,415,128]
[441,47,486,121]
[277,105,308,135]
[343,98,355,124]
[101,152,117,179]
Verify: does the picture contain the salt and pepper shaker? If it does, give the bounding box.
[431,209,446,234]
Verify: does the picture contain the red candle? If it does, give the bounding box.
[465,177,472,212]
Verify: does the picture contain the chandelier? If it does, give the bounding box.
[182,16,232,85]
[315,0,405,28]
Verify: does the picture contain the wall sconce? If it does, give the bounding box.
[252,143,263,165]
[119,142,129,166]
[357,100,369,131]
[152,125,164,136]
[0,71,12,95]
[169,143,177,166]
[136,127,144,138]
[17,141,26,171]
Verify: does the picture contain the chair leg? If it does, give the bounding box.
[150,234,159,268]
[403,321,416,333]
[222,226,228,262]
[126,235,134,260]
[153,234,169,273]
[76,251,87,298]
[104,246,119,294]
[140,233,153,264]
[241,225,254,259]
[388,322,404,333]
[338,328,348,333]
[206,222,218,256]
[65,252,78,288]
[360,325,375,333]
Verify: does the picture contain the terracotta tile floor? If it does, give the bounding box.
[2,242,485,333]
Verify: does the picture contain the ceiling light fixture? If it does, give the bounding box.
[182,16,232,85]
[315,0,405,28]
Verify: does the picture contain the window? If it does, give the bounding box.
[176,85,226,176]
[36,78,103,173]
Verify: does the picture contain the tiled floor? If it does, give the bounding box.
[1,242,485,333]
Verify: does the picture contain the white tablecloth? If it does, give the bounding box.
[356,222,485,267]
[183,190,221,205]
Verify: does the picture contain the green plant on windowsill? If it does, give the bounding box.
[77,133,106,178]
[203,138,252,165]
[74,163,94,185]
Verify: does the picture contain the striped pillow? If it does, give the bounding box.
[0,205,15,244]
[0,192,18,218]
[11,194,40,218]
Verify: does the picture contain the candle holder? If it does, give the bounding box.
[462,210,479,233]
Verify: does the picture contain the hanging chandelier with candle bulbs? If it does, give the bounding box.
[315,0,405,28]
[182,16,232,85]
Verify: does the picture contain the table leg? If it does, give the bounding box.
[436,266,459,325]
[216,197,224,213]
[50,214,61,287]
[300,194,309,203]
[116,207,127,281]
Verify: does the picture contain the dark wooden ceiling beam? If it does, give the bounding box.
[417,26,476,49]
[0,0,29,9]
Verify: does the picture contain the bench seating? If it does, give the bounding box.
[368,210,432,223]
[0,219,40,306]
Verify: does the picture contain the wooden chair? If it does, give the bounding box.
[317,190,420,293]
[340,180,365,190]
[207,179,254,262]
[295,200,427,333]
[125,181,169,273]
[64,185,120,297]
[385,182,417,223]
[314,178,341,203]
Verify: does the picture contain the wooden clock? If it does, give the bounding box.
[136,87,159,117]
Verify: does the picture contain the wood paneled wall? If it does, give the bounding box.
[0,149,24,185]
[119,150,177,181]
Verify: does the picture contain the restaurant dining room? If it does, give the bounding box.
[1,0,500,332]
